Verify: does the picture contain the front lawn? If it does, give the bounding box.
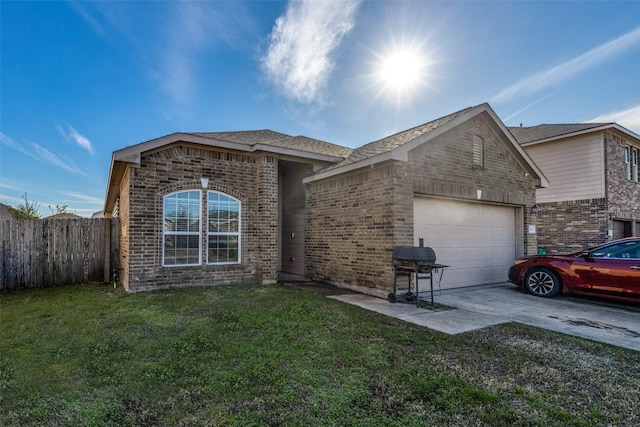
[1,283,638,426]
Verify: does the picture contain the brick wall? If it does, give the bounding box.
[118,167,131,289]
[120,144,278,292]
[535,198,607,253]
[306,113,539,296]
[305,163,399,296]
[605,132,640,236]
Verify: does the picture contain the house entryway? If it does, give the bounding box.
[279,160,308,276]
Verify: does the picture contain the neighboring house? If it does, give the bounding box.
[509,123,640,253]
[0,203,14,220]
[43,213,83,219]
[104,103,547,295]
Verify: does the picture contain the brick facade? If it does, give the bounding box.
[305,114,538,296]
[535,198,607,253]
[605,132,640,236]
[534,131,640,253]
[119,144,278,292]
[306,162,400,296]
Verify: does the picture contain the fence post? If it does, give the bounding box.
[104,218,111,283]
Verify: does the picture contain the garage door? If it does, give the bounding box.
[414,197,516,289]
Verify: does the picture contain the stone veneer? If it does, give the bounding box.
[305,114,538,297]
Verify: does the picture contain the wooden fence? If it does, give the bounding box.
[0,218,120,292]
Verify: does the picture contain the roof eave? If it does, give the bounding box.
[303,151,395,184]
[304,106,480,184]
[521,123,640,147]
[252,143,346,163]
[103,156,128,215]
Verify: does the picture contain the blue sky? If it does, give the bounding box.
[2,1,640,217]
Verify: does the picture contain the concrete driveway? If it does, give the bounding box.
[327,283,640,352]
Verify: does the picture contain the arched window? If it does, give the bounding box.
[163,190,202,266]
[207,191,241,264]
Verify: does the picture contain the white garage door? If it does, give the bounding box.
[414,197,516,289]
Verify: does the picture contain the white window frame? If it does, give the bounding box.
[632,147,638,182]
[624,146,631,180]
[162,190,202,267]
[206,191,241,265]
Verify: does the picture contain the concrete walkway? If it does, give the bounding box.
[310,282,640,352]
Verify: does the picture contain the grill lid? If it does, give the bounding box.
[392,246,436,266]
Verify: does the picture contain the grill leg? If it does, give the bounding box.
[415,271,420,308]
[389,268,399,303]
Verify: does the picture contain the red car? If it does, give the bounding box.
[508,237,640,304]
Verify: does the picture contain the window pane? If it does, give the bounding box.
[164,191,200,232]
[163,191,201,265]
[208,235,239,263]
[164,234,200,265]
[592,241,640,259]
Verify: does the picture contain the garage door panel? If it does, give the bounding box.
[414,198,516,289]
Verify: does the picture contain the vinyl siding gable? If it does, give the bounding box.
[525,133,605,203]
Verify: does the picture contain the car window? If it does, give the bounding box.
[591,241,640,259]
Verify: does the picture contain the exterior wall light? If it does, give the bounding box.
[531,204,538,215]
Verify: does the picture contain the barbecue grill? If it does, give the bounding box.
[389,239,448,307]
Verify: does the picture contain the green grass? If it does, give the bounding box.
[1,283,638,426]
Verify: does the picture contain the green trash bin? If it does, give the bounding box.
[537,247,548,255]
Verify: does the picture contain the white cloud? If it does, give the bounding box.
[0,132,87,175]
[502,92,557,123]
[60,191,104,206]
[262,0,361,105]
[69,1,105,36]
[58,124,94,154]
[588,104,640,135]
[492,26,640,105]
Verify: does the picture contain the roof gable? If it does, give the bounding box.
[305,103,549,188]
[114,130,351,163]
[104,129,352,214]
[323,106,474,171]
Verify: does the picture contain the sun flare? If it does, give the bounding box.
[371,43,432,104]
[378,50,424,91]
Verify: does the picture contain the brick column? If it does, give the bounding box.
[256,155,279,284]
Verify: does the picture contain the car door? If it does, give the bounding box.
[579,240,640,298]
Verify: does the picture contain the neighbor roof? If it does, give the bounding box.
[508,123,640,146]
[0,203,14,220]
[508,123,611,144]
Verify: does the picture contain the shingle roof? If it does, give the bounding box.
[324,106,475,171]
[186,131,352,158]
[508,123,611,144]
[0,203,14,220]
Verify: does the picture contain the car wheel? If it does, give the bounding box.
[524,268,561,298]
